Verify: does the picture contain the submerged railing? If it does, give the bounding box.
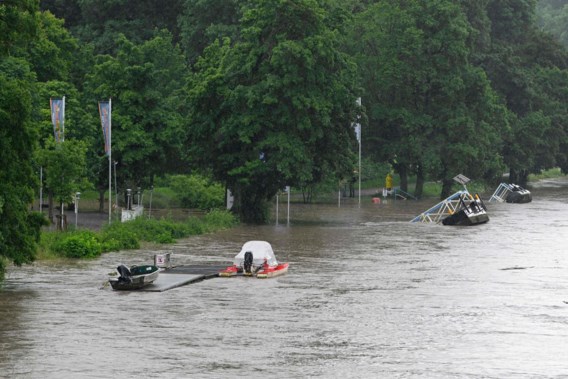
[410,190,471,223]
[488,183,513,202]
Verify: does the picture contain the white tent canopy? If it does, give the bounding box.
[233,241,278,267]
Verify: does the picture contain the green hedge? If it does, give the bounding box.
[50,230,102,259]
[38,210,237,259]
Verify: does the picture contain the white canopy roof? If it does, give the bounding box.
[233,240,278,267]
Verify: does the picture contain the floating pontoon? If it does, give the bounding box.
[411,175,489,225]
[489,183,532,203]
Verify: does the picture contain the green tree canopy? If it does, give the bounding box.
[67,0,184,55]
[35,138,89,219]
[0,1,47,279]
[476,0,568,184]
[350,0,507,198]
[186,0,359,222]
[84,31,187,201]
[179,0,241,65]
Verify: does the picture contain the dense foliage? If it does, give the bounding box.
[0,1,47,275]
[536,0,568,48]
[1,0,567,276]
[39,210,237,259]
[186,0,359,222]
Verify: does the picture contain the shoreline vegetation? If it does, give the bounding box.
[37,210,237,261]
[34,168,565,263]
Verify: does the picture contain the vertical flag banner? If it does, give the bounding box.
[50,97,65,143]
[354,97,362,144]
[354,123,361,144]
[98,98,112,223]
[98,101,111,156]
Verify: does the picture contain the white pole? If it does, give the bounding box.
[108,98,112,224]
[287,187,290,226]
[39,167,43,213]
[358,135,361,208]
[114,161,118,212]
[74,193,79,228]
[356,97,362,208]
[338,188,341,208]
[149,186,154,218]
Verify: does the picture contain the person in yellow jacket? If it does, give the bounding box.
[385,173,393,191]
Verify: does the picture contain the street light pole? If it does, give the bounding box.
[149,185,154,218]
[113,161,118,210]
[74,192,80,228]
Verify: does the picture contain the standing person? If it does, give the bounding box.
[386,173,393,192]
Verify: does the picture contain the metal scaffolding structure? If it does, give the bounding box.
[411,174,477,224]
[410,190,472,223]
[488,183,514,202]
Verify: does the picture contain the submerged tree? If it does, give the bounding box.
[0,1,47,280]
[350,0,507,198]
[186,0,359,222]
[35,138,89,229]
[479,0,568,185]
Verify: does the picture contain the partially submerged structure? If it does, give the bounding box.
[411,174,489,226]
[489,183,532,203]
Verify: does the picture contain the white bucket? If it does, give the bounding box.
[154,252,171,268]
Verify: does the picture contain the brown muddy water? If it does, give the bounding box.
[1,178,567,378]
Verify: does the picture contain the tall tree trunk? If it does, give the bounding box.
[441,178,454,199]
[509,168,518,184]
[518,170,529,187]
[414,166,424,199]
[399,165,408,192]
[232,183,269,224]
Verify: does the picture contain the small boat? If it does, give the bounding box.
[256,261,289,279]
[442,194,489,226]
[109,264,159,290]
[505,184,532,203]
[220,241,289,278]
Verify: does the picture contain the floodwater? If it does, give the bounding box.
[1,179,567,378]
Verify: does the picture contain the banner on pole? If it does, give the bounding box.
[50,97,65,143]
[354,123,361,144]
[98,100,111,156]
[354,97,362,144]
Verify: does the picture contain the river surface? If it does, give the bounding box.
[1,179,567,378]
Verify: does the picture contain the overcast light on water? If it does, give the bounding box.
[1,178,567,378]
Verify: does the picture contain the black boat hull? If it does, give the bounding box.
[442,209,489,226]
[506,190,532,203]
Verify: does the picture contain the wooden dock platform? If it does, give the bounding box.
[140,264,227,292]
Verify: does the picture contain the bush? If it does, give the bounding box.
[203,209,238,229]
[37,210,239,261]
[51,230,102,259]
[99,226,140,251]
[167,174,225,210]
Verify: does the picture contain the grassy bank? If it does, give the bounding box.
[37,210,237,260]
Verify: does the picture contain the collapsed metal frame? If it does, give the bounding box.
[488,183,513,202]
[410,190,472,223]
[410,174,473,224]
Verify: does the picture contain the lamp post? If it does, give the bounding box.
[113,161,118,210]
[137,187,141,207]
[74,192,80,228]
[149,185,154,218]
